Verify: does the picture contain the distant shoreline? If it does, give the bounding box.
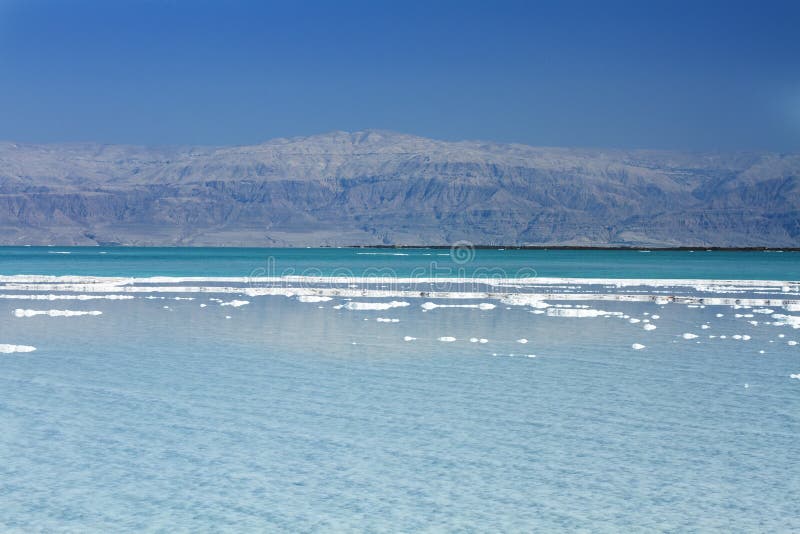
[2,244,799,252]
[352,245,800,251]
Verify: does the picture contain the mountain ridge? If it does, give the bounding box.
[0,130,798,247]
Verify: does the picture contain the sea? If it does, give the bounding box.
[0,247,798,531]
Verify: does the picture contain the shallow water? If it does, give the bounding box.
[0,249,798,531]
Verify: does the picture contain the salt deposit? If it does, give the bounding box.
[220,300,249,307]
[420,302,496,311]
[345,301,410,311]
[0,344,36,353]
[297,295,333,303]
[13,309,102,318]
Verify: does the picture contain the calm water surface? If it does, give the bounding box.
[0,248,798,531]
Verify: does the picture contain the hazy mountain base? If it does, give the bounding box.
[0,131,798,246]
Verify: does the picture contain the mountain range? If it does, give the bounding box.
[0,130,798,247]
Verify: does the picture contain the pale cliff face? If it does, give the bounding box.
[0,131,798,246]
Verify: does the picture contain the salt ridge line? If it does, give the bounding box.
[0,283,798,310]
[1,281,798,301]
[0,274,798,291]
[0,294,134,300]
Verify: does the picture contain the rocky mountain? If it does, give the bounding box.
[0,130,798,246]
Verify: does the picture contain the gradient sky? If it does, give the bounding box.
[0,0,798,150]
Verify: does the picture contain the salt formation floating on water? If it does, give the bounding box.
[297,295,332,303]
[438,336,456,342]
[420,302,496,311]
[403,336,416,341]
[546,308,623,318]
[0,344,36,353]
[499,294,550,308]
[631,343,646,350]
[376,318,400,323]
[345,301,410,311]
[220,300,249,307]
[13,309,102,318]
[0,294,133,300]
[3,274,799,361]
[771,314,800,328]
[516,338,528,344]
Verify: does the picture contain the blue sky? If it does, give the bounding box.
[0,0,798,150]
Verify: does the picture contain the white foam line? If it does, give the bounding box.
[13,309,102,318]
[0,344,36,353]
[355,252,410,256]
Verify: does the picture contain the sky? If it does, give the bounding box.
[0,0,798,151]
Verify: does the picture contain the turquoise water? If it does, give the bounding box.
[1,246,799,279]
[0,249,799,531]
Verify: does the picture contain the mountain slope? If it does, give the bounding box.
[0,130,798,246]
